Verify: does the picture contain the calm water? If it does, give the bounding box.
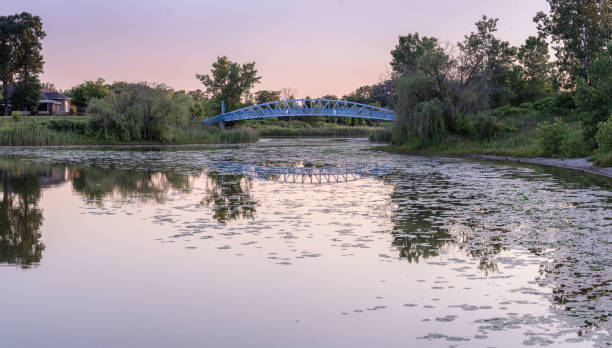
[0,138,611,347]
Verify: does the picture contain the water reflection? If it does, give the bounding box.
[71,167,194,204]
[388,163,612,337]
[201,173,256,224]
[0,160,51,268]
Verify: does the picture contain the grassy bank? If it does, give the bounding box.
[0,116,259,146]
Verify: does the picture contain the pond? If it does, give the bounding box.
[0,138,610,347]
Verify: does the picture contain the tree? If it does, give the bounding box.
[188,89,207,103]
[88,82,191,142]
[195,56,261,114]
[254,90,281,104]
[534,0,612,86]
[0,12,45,115]
[517,36,551,101]
[575,44,612,140]
[67,78,110,112]
[40,81,56,90]
[10,76,41,113]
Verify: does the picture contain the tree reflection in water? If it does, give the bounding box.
[389,174,504,275]
[71,167,194,204]
[0,161,47,268]
[201,172,256,224]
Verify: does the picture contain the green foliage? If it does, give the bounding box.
[574,45,612,140]
[10,111,22,122]
[517,36,551,101]
[457,113,510,141]
[535,118,570,156]
[409,99,447,145]
[87,82,191,142]
[0,12,45,116]
[254,90,281,105]
[369,127,392,142]
[196,56,261,114]
[10,76,41,112]
[595,117,612,153]
[534,0,612,86]
[67,78,110,111]
[560,128,590,157]
[0,120,85,146]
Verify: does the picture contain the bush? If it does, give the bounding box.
[455,113,509,141]
[595,117,612,153]
[88,83,190,142]
[535,118,570,156]
[560,128,590,158]
[410,98,446,145]
[11,111,23,123]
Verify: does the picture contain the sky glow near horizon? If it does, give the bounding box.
[4,0,548,98]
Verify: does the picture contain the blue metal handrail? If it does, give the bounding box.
[203,99,395,123]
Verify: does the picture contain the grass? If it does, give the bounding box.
[0,116,259,146]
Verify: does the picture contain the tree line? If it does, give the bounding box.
[389,0,612,163]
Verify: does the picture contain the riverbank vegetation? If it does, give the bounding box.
[385,0,612,166]
[0,114,258,146]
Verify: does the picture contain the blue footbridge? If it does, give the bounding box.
[203,99,396,124]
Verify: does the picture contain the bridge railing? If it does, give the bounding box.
[208,161,392,184]
[203,98,396,123]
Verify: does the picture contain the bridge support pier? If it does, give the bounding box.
[218,121,225,129]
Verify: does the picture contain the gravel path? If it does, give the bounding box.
[464,155,612,178]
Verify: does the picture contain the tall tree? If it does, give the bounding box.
[518,36,551,101]
[0,12,45,115]
[10,76,41,113]
[534,0,612,86]
[254,90,281,104]
[195,56,261,114]
[67,78,110,111]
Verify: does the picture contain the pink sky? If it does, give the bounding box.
[4,0,548,97]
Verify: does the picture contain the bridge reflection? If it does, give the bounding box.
[208,162,392,184]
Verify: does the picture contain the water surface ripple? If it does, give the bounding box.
[0,138,610,347]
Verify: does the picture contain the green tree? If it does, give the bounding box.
[88,82,191,141]
[10,76,41,113]
[517,36,551,101]
[534,0,612,86]
[0,12,45,115]
[195,56,261,114]
[574,44,612,140]
[67,78,110,112]
[254,90,281,104]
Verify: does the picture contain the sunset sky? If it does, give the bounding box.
[5,0,548,97]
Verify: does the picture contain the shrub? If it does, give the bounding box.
[471,113,509,141]
[11,111,23,123]
[560,128,590,158]
[535,118,569,156]
[88,83,190,142]
[411,98,446,145]
[595,117,612,153]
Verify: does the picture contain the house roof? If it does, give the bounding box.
[2,86,70,102]
[41,88,70,101]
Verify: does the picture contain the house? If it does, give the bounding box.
[37,88,71,115]
[3,87,71,115]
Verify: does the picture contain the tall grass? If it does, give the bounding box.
[369,127,392,142]
[0,118,259,146]
[0,125,87,146]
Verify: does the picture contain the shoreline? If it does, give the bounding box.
[460,154,612,178]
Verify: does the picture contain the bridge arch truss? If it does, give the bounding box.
[203,99,395,124]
